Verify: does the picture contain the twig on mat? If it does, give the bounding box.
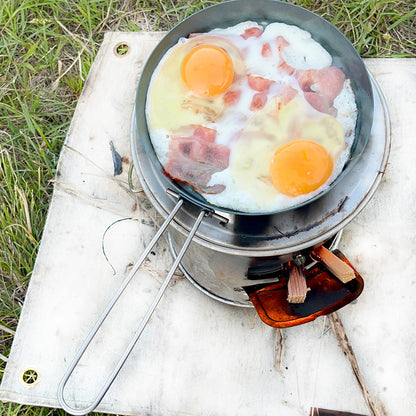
[328,312,386,416]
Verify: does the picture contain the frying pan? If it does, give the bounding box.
[134,0,374,216]
[58,2,374,414]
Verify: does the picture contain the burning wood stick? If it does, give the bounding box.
[287,263,309,303]
[315,246,355,283]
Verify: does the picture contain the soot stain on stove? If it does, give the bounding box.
[228,197,348,247]
[272,196,349,239]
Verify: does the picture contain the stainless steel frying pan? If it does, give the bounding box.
[134,0,374,215]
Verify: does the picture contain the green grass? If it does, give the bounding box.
[0,0,415,415]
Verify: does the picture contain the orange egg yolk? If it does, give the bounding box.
[270,140,333,197]
[181,45,234,97]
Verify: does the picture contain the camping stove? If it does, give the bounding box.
[131,73,390,308]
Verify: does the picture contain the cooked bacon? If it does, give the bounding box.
[268,85,298,120]
[297,67,345,100]
[165,155,226,194]
[278,84,298,104]
[278,61,296,76]
[247,75,274,92]
[250,91,268,111]
[315,66,346,100]
[249,83,296,113]
[272,89,297,121]
[165,127,230,194]
[241,27,263,39]
[192,126,217,143]
[296,66,345,115]
[275,35,290,51]
[176,138,229,169]
[261,42,272,57]
[296,70,313,91]
[273,36,296,76]
[303,92,337,117]
[224,89,241,106]
[169,132,229,169]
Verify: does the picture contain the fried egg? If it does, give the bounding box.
[145,21,358,213]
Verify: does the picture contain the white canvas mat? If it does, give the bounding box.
[0,32,415,415]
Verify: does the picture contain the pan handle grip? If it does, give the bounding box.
[58,198,207,415]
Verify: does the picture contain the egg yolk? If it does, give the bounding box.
[270,140,333,197]
[181,45,234,97]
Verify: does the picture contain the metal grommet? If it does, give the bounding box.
[19,367,41,388]
[113,42,130,57]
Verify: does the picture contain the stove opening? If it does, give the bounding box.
[246,261,283,281]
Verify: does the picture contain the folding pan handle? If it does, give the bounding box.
[58,196,208,415]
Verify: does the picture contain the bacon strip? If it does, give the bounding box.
[297,67,345,100]
[223,90,241,106]
[279,61,296,76]
[303,92,337,117]
[275,36,296,76]
[296,66,346,116]
[241,27,263,39]
[193,126,216,143]
[165,127,230,194]
[261,42,272,57]
[250,91,268,111]
[275,35,290,51]
[273,36,346,115]
[277,84,298,104]
[247,75,274,92]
